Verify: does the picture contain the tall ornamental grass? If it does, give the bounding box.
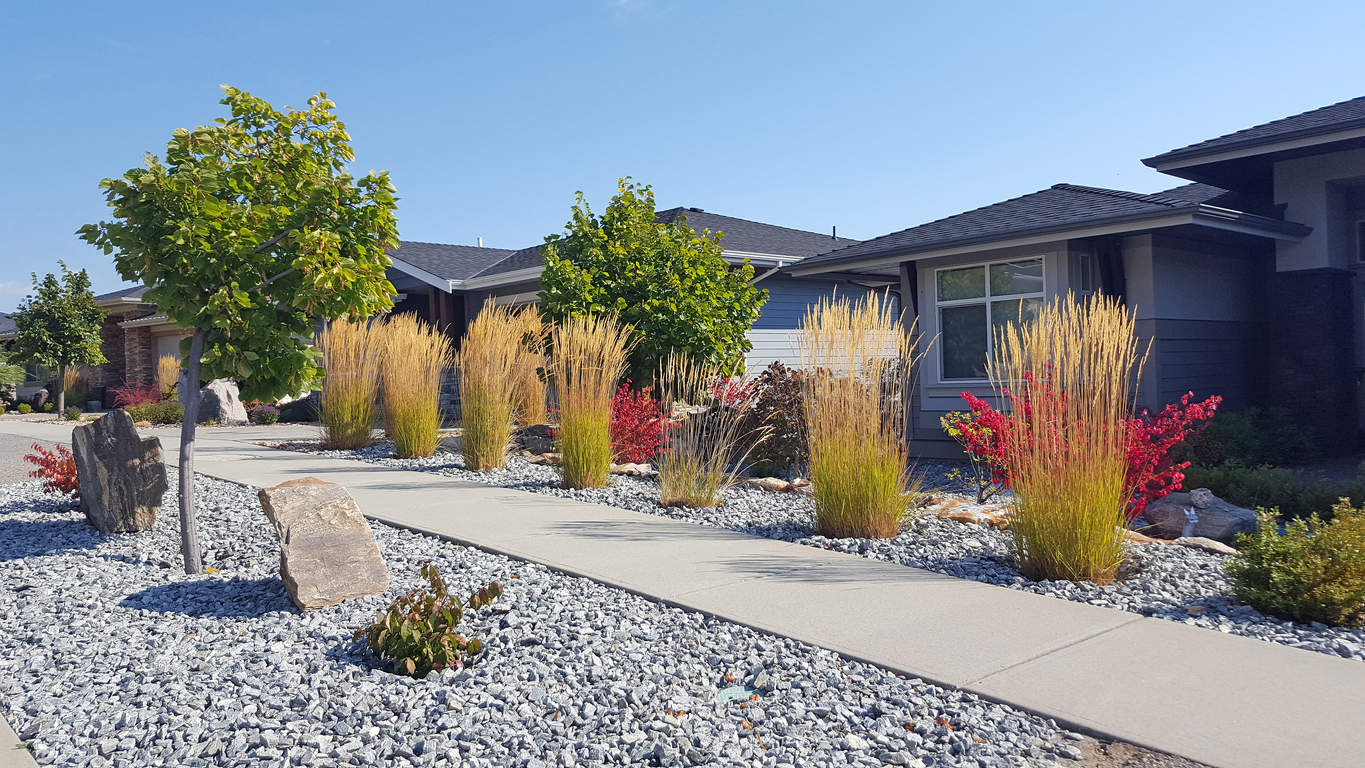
[510,307,548,426]
[991,294,1146,585]
[657,353,760,508]
[317,319,382,450]
[548,315,631,489]
[157,354,181,400]
[800,293,920,539]
[458,300,532,470]
[380,313,454,459]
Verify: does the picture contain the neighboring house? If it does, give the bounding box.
[21,208,887,404]
[793,96,1365,458]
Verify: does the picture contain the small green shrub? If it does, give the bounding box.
[125,402,185,425]
[1228,503,1365,627]
[354,564,502,678]
[62,406,82,420]
[17,403,31,414]
[42,402,55,413]
[1178,407,1316,468]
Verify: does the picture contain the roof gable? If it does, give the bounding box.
[1145,96,1365,166]
[388,241,515,282]
[654,208,857,260]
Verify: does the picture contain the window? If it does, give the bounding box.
[936,258,1044,380]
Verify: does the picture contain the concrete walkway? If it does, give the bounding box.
[3,420,1363,768]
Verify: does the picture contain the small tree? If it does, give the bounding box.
[79,86,398,574]
[538,178,768,383]
[10,263,107,413]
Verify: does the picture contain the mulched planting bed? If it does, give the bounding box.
[0,473,1093,768]
[267,440,1365,664]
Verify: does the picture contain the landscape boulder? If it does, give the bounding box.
[1140,489,1257,544]
[71,409,167,533]
[257,477,390,611]
[32,390,48,412]
[514,424,555,455]
[198,379,249,425]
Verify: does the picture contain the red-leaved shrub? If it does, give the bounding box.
[111,382,161,407]
[25,444,79,497]
[610,381,665,464]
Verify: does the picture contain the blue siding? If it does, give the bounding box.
[752,277,896,330]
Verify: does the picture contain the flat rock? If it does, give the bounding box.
[1122,527,1169,545]
[198,378,249,425]
[71,409,167,533]
[610,462,655,477]
[257,477,389,611]
[1173,536,1238,556]
[1141,490,1257,544]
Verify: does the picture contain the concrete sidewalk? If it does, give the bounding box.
[4,420,1363,768]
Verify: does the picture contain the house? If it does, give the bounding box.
[16,208,885,405]
[792,96,1365,458]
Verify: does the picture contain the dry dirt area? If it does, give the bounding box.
[1077,736,1212,767]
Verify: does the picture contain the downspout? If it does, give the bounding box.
[748,261,785,286]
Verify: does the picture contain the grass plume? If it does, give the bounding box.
[380,313,454,459]
[458,300,534,470]
[547,315,632,489]
[800,292,921,539]
[991,294,1147,585]
[657,353,761,508]
[317,318,382,450]
[510,306,548,426]
[157,354,181,400]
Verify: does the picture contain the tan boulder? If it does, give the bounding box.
[257,477,389,611]
[1173,536,1238,556]
[746,477,794,492]
[609,462,655,477]
[1122,528,1169,545]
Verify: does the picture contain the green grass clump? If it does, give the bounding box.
[317,319,381,451]
[548,315,631,490]
[458,301,541,471]
[379,314,454,459]
[1228,502,1365,627]
[124,402,184,424]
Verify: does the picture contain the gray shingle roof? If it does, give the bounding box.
[0,312,15,337]
[388,241,516,282]
[1145,96,1365,165]
[470,209,857,281]
[94,285,149,303]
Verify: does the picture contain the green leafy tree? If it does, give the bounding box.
[538,178,768,382]
[10,263,107,413]
[79,86,398,574]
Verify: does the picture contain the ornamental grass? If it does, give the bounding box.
[379,313,454,459]
[991,294,1147,585]
[547,315,631,489]
[800,292,920,539]
[657,353,760,508]
[317,318,382,450]
[157,354,181,401]
[510,306,549,426]
[458,300,536,471]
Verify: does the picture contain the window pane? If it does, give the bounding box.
[991,298,1042,339]
[937,266,986,301]
[989,259,1043,297]
[941,304,988,379]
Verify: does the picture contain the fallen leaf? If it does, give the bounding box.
[740,719,753,730]
[724,672,735,683]
[973,735,987,743]
[1187,606,1206,613]
[904,721,917,731]
[936,716,954,731]
[749,694,760,701]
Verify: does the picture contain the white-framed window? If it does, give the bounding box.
[936,257,1045,381]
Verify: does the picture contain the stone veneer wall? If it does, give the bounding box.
[1267,267,1359,452]
[123,326,156,388]
[92,313,129,391]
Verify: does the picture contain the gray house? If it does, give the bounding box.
[794,96,1365,458]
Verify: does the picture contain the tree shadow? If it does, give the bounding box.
[0,516,102,561]
[120,576,297,618]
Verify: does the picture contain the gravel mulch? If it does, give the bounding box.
[265,441,1365,665]
[0,473,1108,768]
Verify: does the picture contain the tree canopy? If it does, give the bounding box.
[10,263,107,410]
[538,179,768,381]
[78,85,399,402]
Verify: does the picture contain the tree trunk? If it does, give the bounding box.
[56,364,66,414]
[178,330,206,575]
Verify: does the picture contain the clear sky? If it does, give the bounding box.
[3,1,1365,311]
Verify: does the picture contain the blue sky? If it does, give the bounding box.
[3,1,1365,311]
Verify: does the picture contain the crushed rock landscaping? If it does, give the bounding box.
[267,440,1365,665]
[0,471,1097,768]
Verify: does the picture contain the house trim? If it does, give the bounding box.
[1144,124,1365,170]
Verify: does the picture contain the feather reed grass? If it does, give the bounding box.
[510,307,549,426]
[547,315,631,489]
[799,292,921,539]
[317,319,382,450]
[379,313,454,459]
[657,353,762,508]
[458,300,535,470]
[157,355,181,401]
[991,294,1147,585]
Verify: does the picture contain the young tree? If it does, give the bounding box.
[79,86,398,574]
[10,263,107,413]
[538,178,768,382]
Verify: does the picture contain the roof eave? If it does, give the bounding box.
[388,256,458,292]
[1143,122,1365,171]
[456,266,545,291]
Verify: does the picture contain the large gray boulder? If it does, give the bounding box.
[198,378,248,425]
[1141,489,1258,544]
[71,409,167,533]
[257,477,390,611]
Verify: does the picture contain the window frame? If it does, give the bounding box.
[934,256,1047,383]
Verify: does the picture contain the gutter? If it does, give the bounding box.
[790,205,1311,277]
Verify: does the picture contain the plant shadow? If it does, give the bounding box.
[120,576,297,618]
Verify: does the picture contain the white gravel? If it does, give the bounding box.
[274,441,1365,665]
[0,472,1094,768]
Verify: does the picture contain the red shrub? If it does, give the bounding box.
[111,382,161,407]
[708,376,756,409]
[24,444,79,498]
[610,381,665,464]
